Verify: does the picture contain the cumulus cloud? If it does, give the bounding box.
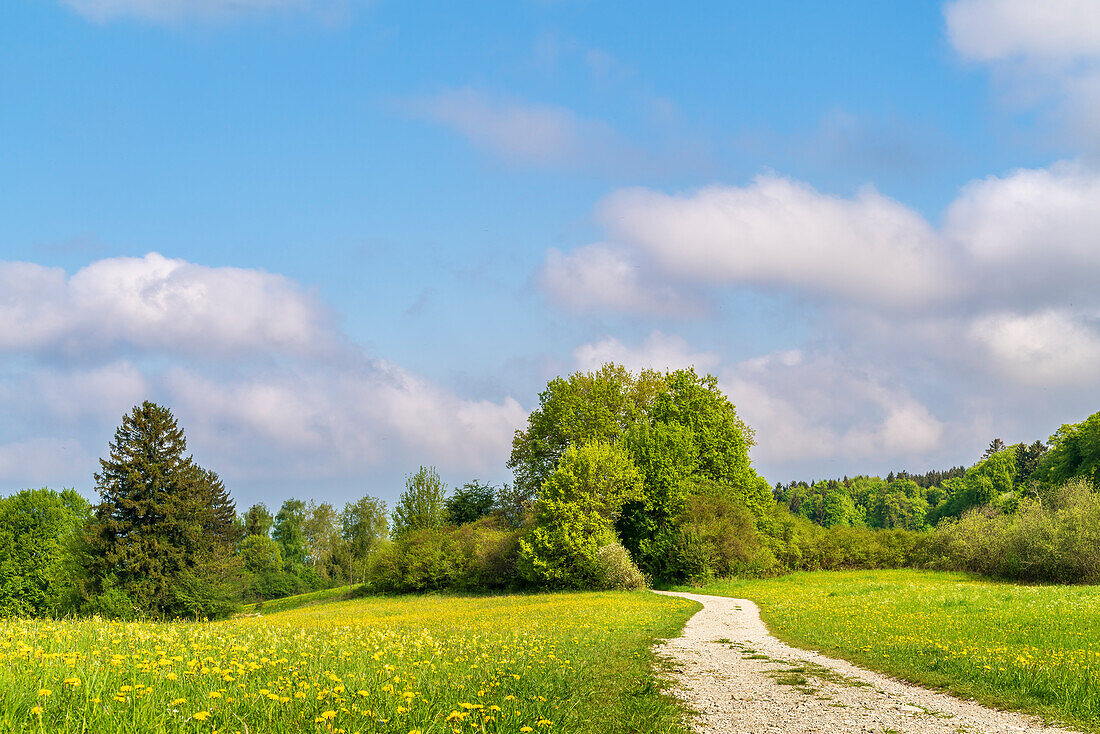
[62,0,325,23]
[538,245,701,316]
[945,0,1100,62]
[594,176,956,308]
[969,310,1100,386]
[722,350,945,463]
[946,0,1100,142]
[0,254,527,497]
[0,253,337,358]
[407,89,627,169]
[573,331,719,373]
[162,361,527,479]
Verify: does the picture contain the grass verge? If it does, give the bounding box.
[0,591,698,733]
[684,569,1100,732]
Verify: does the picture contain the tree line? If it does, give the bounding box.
[5,365,1100,619]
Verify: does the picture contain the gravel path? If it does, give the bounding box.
[653,590,1083,734]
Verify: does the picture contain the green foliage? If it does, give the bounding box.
[519,443,643,588]
[273,499,308,568]
[507,364,665,500]
[929,448,1017,523]
[931,478,1100,583]
[366,517,522,593]
[243,503,274,537]
[0,488,90,617]
[340,494,388,583]
[81,401,242,619]
[655,490,776,584]
[1037,410,1100,487]
[391,466,448,537]
[593,542,647,590]
[444,481,496,525]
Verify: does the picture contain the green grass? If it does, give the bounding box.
[240,585,358,615]
[684,569,1100,732]
[0,591,698,733]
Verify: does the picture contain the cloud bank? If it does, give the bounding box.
[0,254,526,499]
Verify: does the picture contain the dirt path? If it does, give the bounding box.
[653,590,1083,734]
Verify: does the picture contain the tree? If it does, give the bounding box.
[445,481,497,526]
[508,364,665,501]
[341,494,388,583]
[273,499,308,568]
[984,438,1006,458]
[303,501,343,581]
[82,401,242,618]
[1037,412,1100,487]
[392,466,448,537]
[518,442,643,588]
[0,488,90,617]
[243,503,274,537]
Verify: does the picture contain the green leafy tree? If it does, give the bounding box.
[82,402,242,618]
[392,466,448,537]
[1037,411,1100,487]
[303,501,343,581]
[273,499,308,568]
[507,364,665,501]
[341,494,388,583]
[0,488,90,617]
[445,481,497,526]
[518,442,643,588]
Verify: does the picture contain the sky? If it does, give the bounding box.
[4,0,1100,509]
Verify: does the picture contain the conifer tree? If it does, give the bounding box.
[83,401,241,618]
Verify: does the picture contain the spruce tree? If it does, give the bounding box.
[83,401,241,618]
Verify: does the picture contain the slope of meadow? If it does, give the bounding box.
[689,569,1100,732]
[0,591,698,733]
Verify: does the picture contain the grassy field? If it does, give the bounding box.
[0,591,698,733]
[240,586,358,615]
[686,569,1100,732]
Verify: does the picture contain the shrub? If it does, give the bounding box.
[593,542,647,590]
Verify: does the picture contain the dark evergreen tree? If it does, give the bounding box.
[243,503,275,537]
[82,401,241,618]
[984,438,1006,458]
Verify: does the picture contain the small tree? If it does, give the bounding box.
[518,442,643,588]
[392,466,448,537]
[445,481,497,526]
[341,495,388,583]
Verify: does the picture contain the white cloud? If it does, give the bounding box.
[969,309,1100,385]
[62,0,322,22]
[573,331,719,373]
[0,253,337,358]
[592,175,957,309]
[162,360,526,479]
[945,0,1100,62]
[946,0,1100,143]
[539,244,701,316]
[945,162,1100,304]
[408,89,625,169]
[0,254,529,495]
[722,351,944,463]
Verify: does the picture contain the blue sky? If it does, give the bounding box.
[4,0,1100,508]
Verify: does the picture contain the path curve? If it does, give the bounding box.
[653,590,1082,734]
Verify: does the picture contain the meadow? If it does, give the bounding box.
[0,591,698,733]
[689,569,1100,732]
